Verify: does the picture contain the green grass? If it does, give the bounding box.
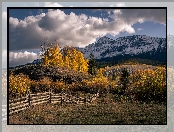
[9,94,166,124]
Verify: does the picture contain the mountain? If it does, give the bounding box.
[11,35,168,69]
[9,59,42,69]
[32,59,42,64]
[79,35,166,64]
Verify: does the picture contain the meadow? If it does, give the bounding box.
[9,93,166,124]
[9,63,167,124]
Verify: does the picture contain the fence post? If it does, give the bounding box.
[60,92,63,105]
[28,91,31,107]
[76,93,79,104]
[84,93,86,104]
[49,89,52,103]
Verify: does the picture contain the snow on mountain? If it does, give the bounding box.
[30,35,168,66]
[79,35,166,60]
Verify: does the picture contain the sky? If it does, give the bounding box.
[2,2,173,68]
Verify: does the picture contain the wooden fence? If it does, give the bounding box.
[9,91,99,115]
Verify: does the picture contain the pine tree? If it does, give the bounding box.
[112,72,116,81]
[120,68,130,94]
[88,53,97,75]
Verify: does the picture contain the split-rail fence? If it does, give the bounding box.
[9,91,100,115]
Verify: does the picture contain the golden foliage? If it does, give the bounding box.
[127,66,166,102]
[51,81,66,93]
[43,43,63,66]
[42,44,89,73]
[9,73,31,98]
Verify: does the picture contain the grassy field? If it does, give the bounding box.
[8,62,167,124]
[9,94,166,125]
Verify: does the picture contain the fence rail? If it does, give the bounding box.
[9,91,99,115]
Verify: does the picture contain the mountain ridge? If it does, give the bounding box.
[10,34,169,69]
[78,35,166,65]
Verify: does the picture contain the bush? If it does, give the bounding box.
[38,77,52,92]
[51,81,66,93]
[127,67,166,103]
[30,77,52,93]
[9,73,31,98]
[12,64,92,84]
[109,81,122,94]
[81,77,110,94]
[120,68,130,94]
[30,80,40,93]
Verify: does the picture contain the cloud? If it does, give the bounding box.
[9,51,38,67]
[138,28,144,31]
[9,9,166,51]
[123,2,172,21]
[95,2,172,21]
[44,2,63,7]
[109,9,166,25]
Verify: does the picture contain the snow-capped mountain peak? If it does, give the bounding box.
[79,35,166,63]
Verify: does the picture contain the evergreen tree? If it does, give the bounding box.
[112,72,116,81]
[88,53,97,75]
[120,68,130,94]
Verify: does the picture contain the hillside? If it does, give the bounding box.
[10,64,92,83]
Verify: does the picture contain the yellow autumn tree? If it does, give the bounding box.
[50,44,64,66]
[41,43,64,67]
[63,56,70,69]
[63,46,88,73]
[41,44,88,73]
[75,50,89,72]
[96,68,104,78]
[9,73,31,98]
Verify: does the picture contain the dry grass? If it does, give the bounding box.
[9,95,166,125]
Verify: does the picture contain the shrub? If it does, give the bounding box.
[12,64,92,84]
[9,73,31,98]
[67,82,83,93]
[81,77,110,94]
[120,68,130,94]
[51,81,66,93]
[127,67,166,103]
[30,77,52,93]
[108,81,121,94]
[30,80,40,93]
